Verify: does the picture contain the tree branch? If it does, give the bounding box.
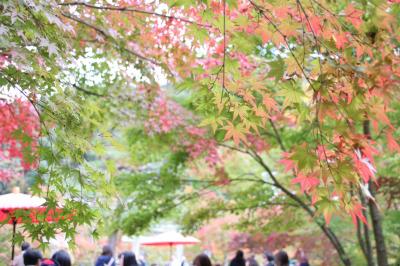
[58,1,210,28]
[71,83,106,97]
[60,12,161,65]
[268,118,286,151]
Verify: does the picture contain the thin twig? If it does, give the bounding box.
[61,12,161,65]
[58,1,210,28]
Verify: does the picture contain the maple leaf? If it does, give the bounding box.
[333,32,349,49]
[279,152,296,172]
[324,210,333,226]
[267,59,285,81]
[261,31,269,44]
[286,56,301,75]
[262,94,278,112]
[213,91,228,114]
[232,104,250,120]
[223,122,247,145]
[348,202,368,227]
[291,173,320,193]
[353,149,376,183]
[386,130,400,152]
[276,83,305,109]
[344,4,363,30]
[239,89,256,105]
[317,198,339,226]
[199,116,227,133]
[307,15,323,36]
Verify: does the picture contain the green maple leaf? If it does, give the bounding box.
[291,145,317,171]
[267,58,285,81]
[232,105,250,120]
[276,83,306,109]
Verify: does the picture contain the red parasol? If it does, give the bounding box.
[140,231,200,259]
[0,187,65,260]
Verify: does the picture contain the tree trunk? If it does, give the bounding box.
[363,120,388,266]
[368,181,388,266]
[108,230,119,255]
[360,191,375,266]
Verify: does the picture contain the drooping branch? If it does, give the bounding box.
[58,1,210,28]
[71,83,106,97]
[60,12,161,65]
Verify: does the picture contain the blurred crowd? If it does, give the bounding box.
[11,243,309,266]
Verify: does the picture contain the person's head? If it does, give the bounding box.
[23,249,43,266]
[235,250,244,259]
[21,242,30,251]
[193,254,212,266]
[52,250,71,266]
[119,251,138,266]
[101,245,113,257]
[265,253,274,262]
[299,255,308,264]
[274,251,289,266]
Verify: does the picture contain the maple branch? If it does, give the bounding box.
[71,83,106,97]
[364,120,389,266]
[233,172,276,187]
[181,174,275,187]
[60,12,161,65]
[359,189,374,266]
[218,143,253,156]
[220,200,300,212]
[208,66,223,91]
[268,118,286,151]
[58,1,210,28]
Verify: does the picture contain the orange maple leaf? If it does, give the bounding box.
[223,122,247,145]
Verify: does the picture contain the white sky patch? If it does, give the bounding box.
[0,86,29,103]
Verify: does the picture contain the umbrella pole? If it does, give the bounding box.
[170,244,172,262]
[11,219,16,260]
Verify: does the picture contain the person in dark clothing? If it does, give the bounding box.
[274,251,289,266]
[247,255,259,266]
[95,245,115,266]
[264,252,274,266]
[229,250,245,266]
[193,254,212,266]
[23,249,43,266]
[118,251,138,266]
[13,242,31,266]
[52,250,71,266]
[299,255,309,266]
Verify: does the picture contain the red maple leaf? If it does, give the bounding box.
[333,32,348,49]
[386,130,400,152]
[291,173,320,193]
[279,152,296,172]
[307,15,323,36]
[345,4,363,29]
[348,202,368,227]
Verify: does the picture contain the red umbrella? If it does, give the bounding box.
[0,187,64,260]
[140,231,200,259]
